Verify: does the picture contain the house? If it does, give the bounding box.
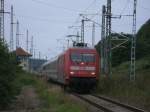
[15,47,32,71]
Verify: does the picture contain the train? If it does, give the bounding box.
[40,43,100,92]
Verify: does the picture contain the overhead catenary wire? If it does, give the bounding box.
[83,0,97,13]
[119,0,130,15]
[70,0,99,28]
[13,14,75,24]
[31,0,82,13]
[14,12,134,25]
[140,6,150,11]
[11,0,145,59]
[62,0,100,42]
[12,0,101,52]
[83,17,130,39]
[126,0,150,12]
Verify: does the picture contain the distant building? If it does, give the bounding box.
[15,47,32,71]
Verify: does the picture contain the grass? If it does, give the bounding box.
[35,79,86,112]
[15,71,87,112]
[96,57,150,111]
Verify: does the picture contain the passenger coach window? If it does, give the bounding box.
[71,53,95,62]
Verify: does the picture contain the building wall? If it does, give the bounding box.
[17,56,30,71]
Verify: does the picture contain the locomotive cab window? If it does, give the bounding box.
[71,53,95,62]
[82,54,95,62]
[71,53,82,62]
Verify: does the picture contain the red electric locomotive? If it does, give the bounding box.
[41,43,100,91]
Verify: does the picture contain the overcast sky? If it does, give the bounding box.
[5,0,150,59]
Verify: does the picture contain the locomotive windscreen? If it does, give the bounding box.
[71,53,95,62]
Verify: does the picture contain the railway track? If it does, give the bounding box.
[73,94,146,112]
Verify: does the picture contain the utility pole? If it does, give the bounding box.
[92,22,95,47]
[26,29,29,52]
[0,0,10,42]
[0,17,1,40]
[81,19,84,43]
[30,36,33,56]
[39,51,41,59]
[67,39,69,48]
[45,56,48,61]
[16,20,19,49]
[10,5,14,51]
[80,17,90,44]
[76,31,80,43]
[0,0,4,42]
[130,0,137,81]
[34,49,36,59]
[63,45,65,51]
[26,30,29,72]
[15,21,23,49]
[101,5,106,74]
[105,0,112,76]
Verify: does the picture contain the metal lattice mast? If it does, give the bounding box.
[108,0,112,76]
[16,20,19,48]
[0,18,1,40]
[101,5,106,74]
[26,29,29,52]
[105,0,112,76]
[39,51,41,59]
[92,22,95,47]
[105,1,109,75]
[130,0,137,81]
[76,31,80,43]
[0,0,4,42]
[30,36,33,55]
[10,5,14,51]
[34,49,36,59]
[81,19,84,43]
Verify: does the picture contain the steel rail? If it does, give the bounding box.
[92,95,146,112]
[73,94,114,112]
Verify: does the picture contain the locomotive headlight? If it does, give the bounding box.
[70,71,75,75]
[81,62,84,65]
[91,72,96,75]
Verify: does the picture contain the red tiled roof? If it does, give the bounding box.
[16,47,32,57]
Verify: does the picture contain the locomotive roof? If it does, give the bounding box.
[68,46,96,50]
[42,56,58,67]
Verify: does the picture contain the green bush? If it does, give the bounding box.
[0,39,17,109]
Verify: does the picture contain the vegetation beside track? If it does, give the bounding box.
[12,72,87,112]
[0,36,86,111]
[0,39,18,110]
[96,57,150,111]
[95,19,150,111]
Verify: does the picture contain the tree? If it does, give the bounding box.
[136,19,150,59]
[0,39,17,109]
